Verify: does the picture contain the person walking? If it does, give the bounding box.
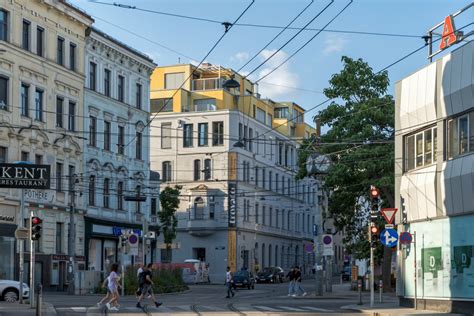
[286,266,295,296]
[292,266,307,297]
[136,263,162,308]
[225,266,235,298]
[105,263,121,311]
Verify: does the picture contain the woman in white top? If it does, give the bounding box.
[105,263,121,311]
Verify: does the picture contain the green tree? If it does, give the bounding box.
[159,185,181,261]
[297,56,394,290]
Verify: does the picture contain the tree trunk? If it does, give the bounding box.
[382,245,393,292]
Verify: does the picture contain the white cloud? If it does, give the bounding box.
[322,35,348,55]
[253,49,299,99]
[230,52,249,63]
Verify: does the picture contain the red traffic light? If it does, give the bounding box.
[32,216,42,225]
[370,226,379,234]
[370,186,380,199]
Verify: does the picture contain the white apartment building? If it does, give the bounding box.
[83,28,157,272]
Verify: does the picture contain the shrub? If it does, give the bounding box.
[122,265,188,295]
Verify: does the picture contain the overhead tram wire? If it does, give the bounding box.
[255,0,353,84]
[243,1,334,79]
[250,21,474,144]
[120,0,256,150]
[89,1,424,39]
[236,0,315,73]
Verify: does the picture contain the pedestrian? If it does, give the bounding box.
[136,263,162,308]
[135,264,144,297]
[292,266,307,297]
[105,263,121,311]
[225,266,235,298]
[97,276,111,307]
[286,266,295,296]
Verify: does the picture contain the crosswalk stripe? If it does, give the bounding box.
[278,306,306,311]
[303,306,333,312]
[253,305,281,312]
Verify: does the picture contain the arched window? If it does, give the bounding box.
[194,197,204,220]
[193,159,201,181]
[204,159,211,180]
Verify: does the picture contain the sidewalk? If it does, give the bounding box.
[0,301,56,316]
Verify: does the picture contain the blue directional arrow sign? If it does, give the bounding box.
[380,228,398,247]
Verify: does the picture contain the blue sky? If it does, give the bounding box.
[71,0,473,124]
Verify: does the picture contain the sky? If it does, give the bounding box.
[71,0,473,125]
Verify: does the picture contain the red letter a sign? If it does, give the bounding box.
[439,15,457,50]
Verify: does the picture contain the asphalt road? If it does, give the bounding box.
[41,280,362,315]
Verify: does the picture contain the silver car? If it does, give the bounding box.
[0,280,30,303]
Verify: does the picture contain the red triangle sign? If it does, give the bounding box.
[381,208,398,224]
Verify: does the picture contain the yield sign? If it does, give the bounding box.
[381,208,398,224]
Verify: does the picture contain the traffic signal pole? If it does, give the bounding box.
[30,211,35,308]
[19,188,24,304]
[67,176,76,295]
[370,223,374,307]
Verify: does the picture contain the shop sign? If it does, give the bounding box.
[52,254,86,261]
[422,247,442,278]
[0,163,50,189]
[24,189,55,203]
[228,182,237,227]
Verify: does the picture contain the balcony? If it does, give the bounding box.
[191,78,223,91]
[187,213,218,236]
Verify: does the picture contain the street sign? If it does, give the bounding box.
[15,228,29,239]
[128,233,139,256]
[304,243,314,254]
[399,232,413,245]
[322,234,334,256]
[381,208,398,224]
[380,228,398,247]
[385,224,394,229]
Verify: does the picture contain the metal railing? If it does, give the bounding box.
[191,78,223,91]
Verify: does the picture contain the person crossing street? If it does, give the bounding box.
[225,266,235,298]
[136,263,162,309]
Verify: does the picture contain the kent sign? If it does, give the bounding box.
[0,164,51,189]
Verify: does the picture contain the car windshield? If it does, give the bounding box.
[235,271,248,277]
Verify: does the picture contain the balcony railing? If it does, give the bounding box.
[191,78,223,91]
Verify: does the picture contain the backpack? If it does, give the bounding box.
[138,271,146,285]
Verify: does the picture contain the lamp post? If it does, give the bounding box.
[67,174,78,295]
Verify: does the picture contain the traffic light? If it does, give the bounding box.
[369,185,380,221]
[370,224,379,248]
[120,235,128,247]
[401,197,407,224]
[31,216,42,241]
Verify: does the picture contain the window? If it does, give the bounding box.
[54,97,63,127]
[69,43,76,71]
[404,126,437,171]
[268,171,272,191]
[256,108,266,124]
[136,83,142,109]
[160,123,171,149]
[209,197,215,219]
[194,98,216,111]
[104,69,111,97]
[267,113,273,127]
[249,128,253,152]
[21,151,28,162]
[212,121,224,146]
[276,209,279,228]
[0,147,6,163]
[57,37,64,65]
[118,75,124,102]
[244,125,248,150]
[103,121,111,151]
[183,124,193,147]
[21,84,29,117]
[36,27,44,57]
[118,126,124,154]
[193,159,201,181]
[56,223,63,254]
[448,112,474,159]
[68,102,75,131]
[165,72,184,89]
[35,89,43,121]
[103,178,110,208]
[274,107,289,119]
[136,131,142,159]
[89,62,96,91]
[0,10,8,41]
[204,159,211,180]
[151,198,157,216]
[35,154,42,164]
[255,203,259,224]
[150,98,173,112]
[56,163,62,192]
[22,20,30,50]
[0,76,8,110]
[262,168,266,188]
[275,174,279,192]
[262,206,266,226]
[89,175,96,206]
[89,116,97,147]
[269,207,273,227]
[117,182,123,210]
[68,165,75,192]
[198,123,208,147]
[162,161,172,182]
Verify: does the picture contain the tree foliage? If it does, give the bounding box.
[298,56,394,259]
[159,185,182,249]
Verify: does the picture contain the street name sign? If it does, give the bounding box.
[380,228,398,247]
[381,208,398,224]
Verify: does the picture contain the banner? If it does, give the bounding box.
[228,182,237,227]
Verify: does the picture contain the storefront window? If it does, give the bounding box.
[104,240,116,269]
[0,237,14,279]
[88,239,101,271]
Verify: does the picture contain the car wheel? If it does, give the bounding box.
[3,289,19,303]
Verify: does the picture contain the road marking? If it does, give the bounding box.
[303,306,333,312]
[278,306,306,311]
[70,307,87,312]
[254,305,280,312]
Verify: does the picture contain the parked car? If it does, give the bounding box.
[0,280,30,303]
[256,267,285,283]
[341,265,351,281]
[232,270,255,290]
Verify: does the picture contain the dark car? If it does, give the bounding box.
[256,267,285,283]
[341,265,351,281]
[232,270,255,290]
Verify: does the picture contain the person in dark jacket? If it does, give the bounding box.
[292,266,307,297]
[287,267,296,296]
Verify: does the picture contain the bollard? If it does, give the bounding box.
[36,284,42,316]
[357,279,363,305]
[379,279,383,303]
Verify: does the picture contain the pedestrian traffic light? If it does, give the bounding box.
[401,197,408,224]
[369,185,380,222]
[31,216,42,241]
